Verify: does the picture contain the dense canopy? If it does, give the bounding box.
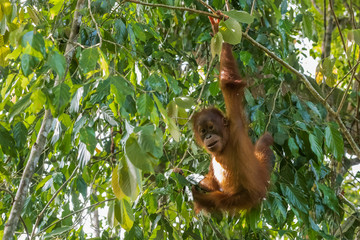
[0,0,360,239]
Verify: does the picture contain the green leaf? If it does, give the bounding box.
[91,78,110,104]
[132,23,147,42]
[325,123,344,161]
[309,133,323,160]
[0,124,16,157]
[48,50,66,78]
[21,54,38,76]
[125,134,154,172]
[13,122,27,149]
[114,19,127,44]
[281,184,308,213]
[117,159,140,200]
[9,93,32,121]
[79,126,96,153]
[146,74,167,93]
[219,18,242,45]
[153,94,180,142]
[52,83,70,116]
[136,125,163,159]
[224,10,255,24]
[240,51,252,66]
[288,137,299,157]
[136,94,154,117]
[302,13,314,40]
[111,76,134,106]
[211,32,223,58]
[318,183,340,214]
[79,47,99,73]
[174,96,195,109]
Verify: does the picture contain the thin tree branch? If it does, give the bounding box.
[245,0,256,34]
[123,0,219,18]
[242,32,360,158]
[35,198,117,237]
[325,61,360,101]
[30,167,79,239]
[197,0,216,14]
[266,81,283,132]
[88,0,102,48]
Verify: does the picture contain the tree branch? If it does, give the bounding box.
[123,0,219,18]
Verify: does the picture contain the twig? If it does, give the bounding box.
[88,0,102,47]
[225,0,230,11]
[30,167,79,239]
[242,32,360,158]
[35,198,117,237]
[245,0,256,34]
[266,81,283,132]
[124,0,219,18]
[325,61,360,101]
[197,0,216,14]
[336,74,354,115]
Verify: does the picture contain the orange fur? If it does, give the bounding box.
[192,42,273,214]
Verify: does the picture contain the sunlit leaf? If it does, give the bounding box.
[211,32,223,58]
[219,18,242,45]
[224,10,255,24]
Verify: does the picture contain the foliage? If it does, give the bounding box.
[0,0,359,239]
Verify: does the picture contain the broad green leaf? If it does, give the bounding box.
[211,32,223,58]
[309,133,323,160]
[153,94,180,142]
[91,78,110,104]
[302,13,312,39]
[52,83,70,116]
[98,48,109,78]
[175,96,195,109]
[136,94,154,117]
[117,159,139,200]
[111,76,134,106]
[101,106,118,126]
[146,74,167,93]
[240,51,252,66]
[9,93,32,121]
[114,200,134,231]
[219,18,242,45]
[79,47,99,73]
[0,124,16,157]
[114,19,127,44]
[288,137,299,157]
[79,126,96,153]
[125,134,154,172]
[165,74,182,95]
[325,123,344,161]
[13,122,27,149]
[132,23,147,42]
[35,175,52,191]
[112,165,126,200]
[30,88,46,112]
[76,176,87,199]
[43,227,72,238]
[209,81,220,97]
[224,10,255,24]
[137,125,163,159]
[48,50,66,78]
[348,29,360,46]
[281,184,308,213]
[21,53,37,76]
[318,183,340,213]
